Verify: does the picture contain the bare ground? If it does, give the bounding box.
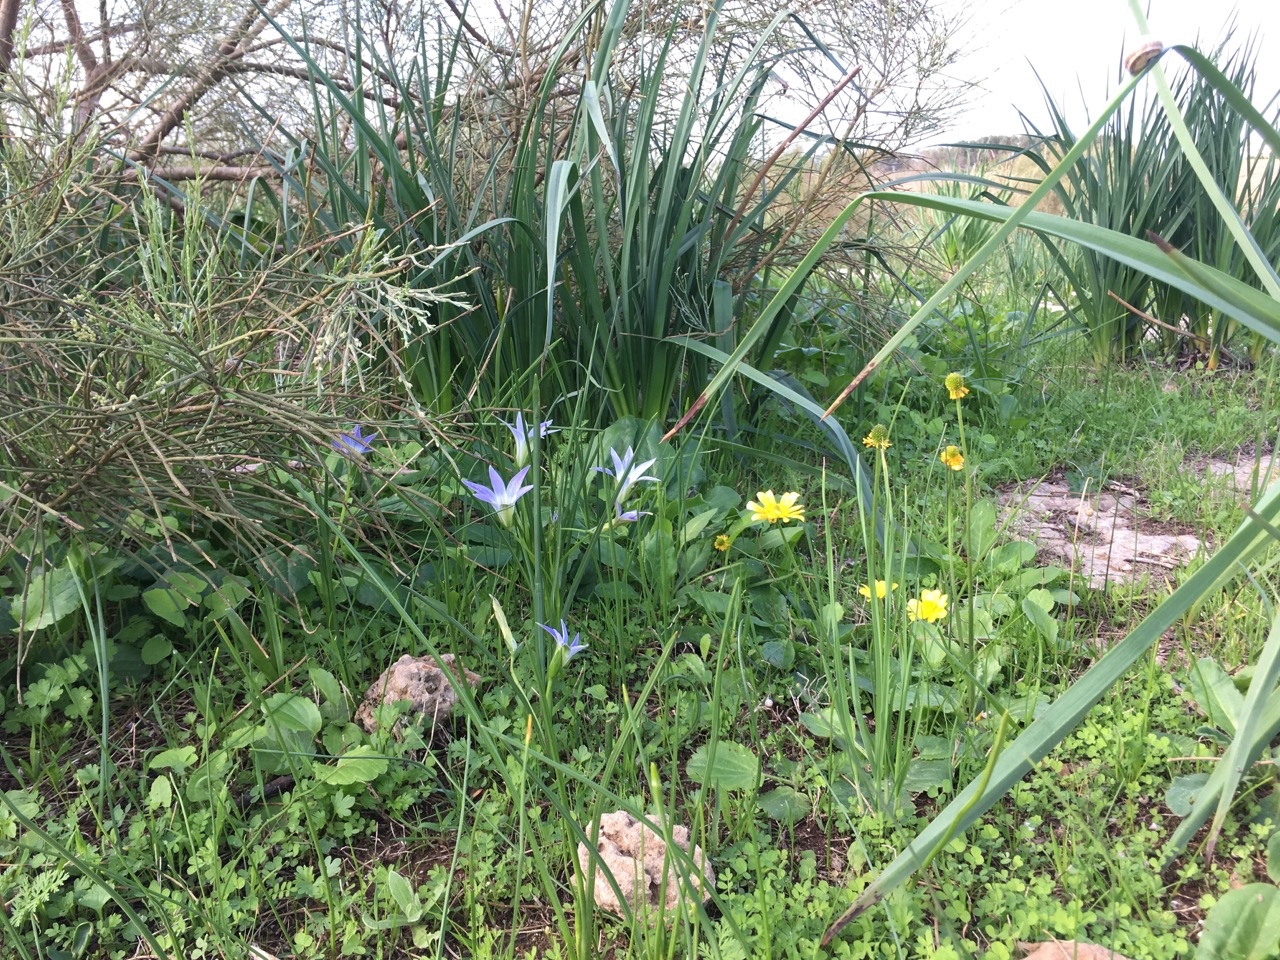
[997,450,1276,589]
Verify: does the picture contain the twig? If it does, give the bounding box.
[1106,290,1209,349]
[116,165,280,182]
[724,64,864,243]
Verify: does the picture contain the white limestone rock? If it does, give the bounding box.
[354,654,479,737]
[577,810,714,919]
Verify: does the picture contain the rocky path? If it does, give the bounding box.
[997,450,1276,589]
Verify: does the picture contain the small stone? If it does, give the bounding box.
[577,811,715,919]
[354,654,480,737]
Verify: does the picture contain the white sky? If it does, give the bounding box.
[928,0,1280,143]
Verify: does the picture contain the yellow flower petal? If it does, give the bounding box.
[859,579,898,600]
[746,490,776,523]
[746,489,805,524]
[907,589,949,623]
[862,424,891,450]
[945,372,969,401]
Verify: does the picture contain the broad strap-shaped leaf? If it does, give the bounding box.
[884,194,1280,345]
[1166,610,1280,862]
[666,337,877,528]
[1168,46,1280,158]
[1139,43,1280,300]
[803,70,1151,418]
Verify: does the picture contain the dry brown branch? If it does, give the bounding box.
[242,34,398,88]
[130,0,294,163]
[5,0,960,199]
[58,0,98,74]
[0,0,26,71]
[724,64,864,263]
[152,145,270,162]
[24,22,141,58]
[117,164,280,182]
[1107,290,1211,349]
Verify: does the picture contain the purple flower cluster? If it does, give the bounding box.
[593,446,658,524]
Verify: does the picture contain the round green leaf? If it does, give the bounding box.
[12,566,81,631]
[760,639,794,670]
[203,576,251,618]
[147,774,173,811]
[165,571,209,604]
[142,587,188,628]
[262,692,323,736]
[1024,587,1056,613]
[75,885,111,913]
[904,758,953,795]
[800,707,840,740]
[149,746,198,774]
[686,742,760,792]
[187,750,230,802]
[1021,596,1059,645]
[141,635,173,665]
[1166,773,1210,817]
[313,746,389,786]
[1197,884,1280,960]
[758,787,809,824]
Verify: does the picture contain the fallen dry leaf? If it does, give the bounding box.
[1017,941,1134,960]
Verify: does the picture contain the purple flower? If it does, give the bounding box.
[593,446,658,504]
[462,465,534,528]
[501,413,558,468]
[333,425,376,456]
[539,619,588,661]
[603,502,650,530]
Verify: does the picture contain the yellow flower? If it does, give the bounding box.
[945,372,969,401]
[907,589,949,624]
[745,490,805,524]
[714,534,732,552]
[862,424,891,450]
[858,580,899,600]
[940,445,964,471]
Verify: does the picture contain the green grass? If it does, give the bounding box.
[4,352,1277,959]
[5,4,1280,958]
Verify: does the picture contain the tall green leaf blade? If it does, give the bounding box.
[823,481,1280,944]
[1139,43,1280,299]
[663,197,869,436]
[544,159,579,350]
[884,194,1280,344]
[812,69,1150,418]
[1172,46,1280,157]
[668,336,874,513]
[1167,610,1280,861]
